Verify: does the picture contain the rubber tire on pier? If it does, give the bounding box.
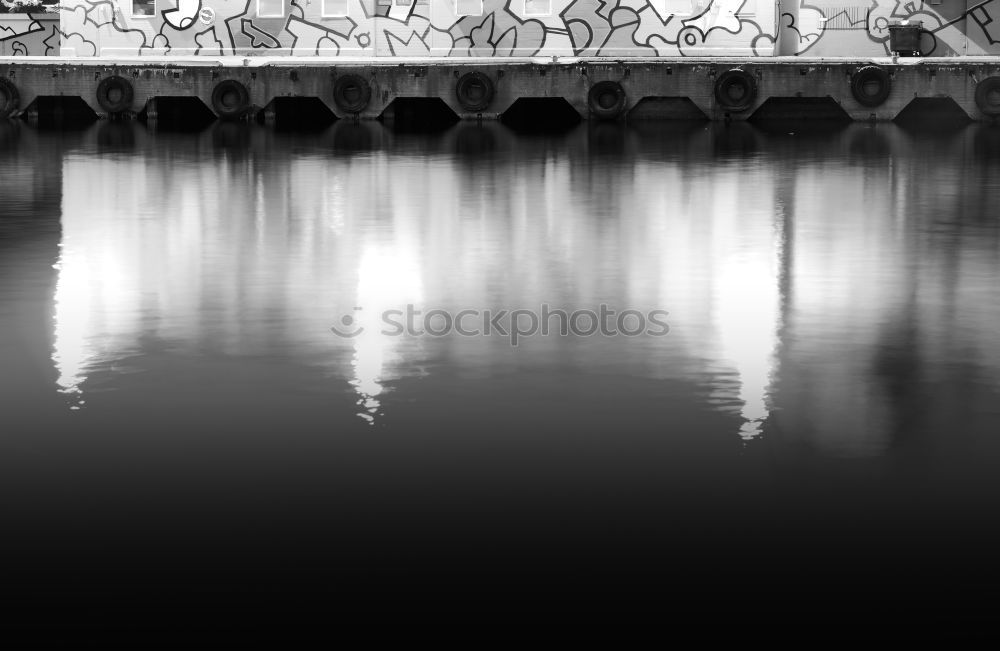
[211,80,251,120]
[455,72,495,113]
[974,76,1000,117]
[0,78,19,119]
[714,68,757,113]
[850,66,891,108]
[333,74,372,114]
[96,75,135,114]
[588,81,628,120]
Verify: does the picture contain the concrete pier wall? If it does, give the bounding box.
[3,57,1000,122]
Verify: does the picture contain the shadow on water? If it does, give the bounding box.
[452,123,498,158]
[749,97,853,128]
[627,97,709,121]
[710,121,763,157]
[327,119,377,152]
[211,121,254,155]
[379,98,460,133]
[13,116,1000,160]
[139,97,217,132]
[0,121,66,284]
[500,97,582,134]
[96,121,137,153]
[586,121,631,157]
[971,122,1000,161]
[894,97,973,132]
[847,123,892,160]
[0,119,18,154]
[750,118,852,138]
[583,121,710,159]
[621,120,712,159]
[944,124,1000,231]
[266,97,337,132]
[24,97,98,130]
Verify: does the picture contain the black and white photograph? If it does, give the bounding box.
[2,1,1000,642]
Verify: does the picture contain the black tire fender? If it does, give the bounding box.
[0,77,20,119]
[588,80,627,120]
[96,75,135,114]
[975,76,1000,117]
[455,71,495,113]
[714,68,757,113]
[332,74,372,114]
[211,80,251,120]
[850,65,891,108]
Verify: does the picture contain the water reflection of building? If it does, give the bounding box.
[50,122,784,433]
[48,121,1000,447]
[0,123,67,412]
[769,126,1000,456]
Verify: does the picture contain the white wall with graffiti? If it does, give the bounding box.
[0,1,59,56]
[4,0,1000,58]
[778,0,1000,57]
[41,0,783,57]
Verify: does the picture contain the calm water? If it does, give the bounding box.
[2,119,999,639]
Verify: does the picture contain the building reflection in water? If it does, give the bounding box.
[45,121,1000,452]
[52,246,92,408]
[716,243,780,440]
[350,239,424,424]
[0,123,70,411]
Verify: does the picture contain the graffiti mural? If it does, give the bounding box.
[0,4,60,56]
[52,0,779,56]
[779,0,1000,57]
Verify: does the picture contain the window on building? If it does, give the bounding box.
[322,0,349,16]
[376,0,422,10]
[649,0,699,16]
[132,0,156,16]
[455,0,482,15]
[0,0,60,14]
[258,0,284,18]
[523,0,550,16]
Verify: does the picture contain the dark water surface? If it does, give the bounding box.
[2,120,999,640]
